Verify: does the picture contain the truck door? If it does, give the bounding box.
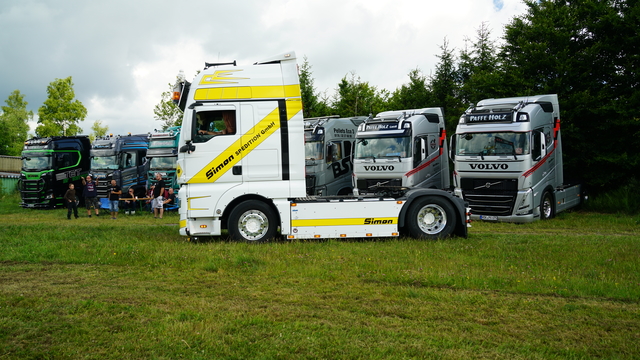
[531,126,554,192]
[183,104,242,188]
[120,151,138,191]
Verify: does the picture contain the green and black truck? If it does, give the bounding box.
[19,136,91,208]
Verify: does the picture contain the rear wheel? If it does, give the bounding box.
[540,191,554,220]
[405,196,457,239]
[228,200,278,243]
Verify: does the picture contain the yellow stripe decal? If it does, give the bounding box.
[179,219,187,228]
[187,196,210,211]
[292,218,398,227]
[187,108,281,184]
[194,85,301,101]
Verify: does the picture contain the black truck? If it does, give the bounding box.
[90,134,150,197]
[20,136,91,208]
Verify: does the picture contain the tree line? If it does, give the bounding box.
[3,0,637,194]
[0,76,108,157]
[300,0,639,194]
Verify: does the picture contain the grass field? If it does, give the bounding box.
[1,192,639,359]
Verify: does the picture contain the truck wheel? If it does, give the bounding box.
[405,196,457,239]
[540,191,554,220]
[228,200,277,243]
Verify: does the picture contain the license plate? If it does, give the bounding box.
[480,215,498,221]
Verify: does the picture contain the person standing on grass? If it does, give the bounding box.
[64,183,79,219]
[108,179,122,220]
[81,174,100,217]
[152,172,165,219]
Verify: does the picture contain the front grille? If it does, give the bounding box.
[357,178,402,191]
[461,179,518,216]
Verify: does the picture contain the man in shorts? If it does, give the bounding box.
[108,179,122,220]
[81,175,100,217]
[152,172,165,219]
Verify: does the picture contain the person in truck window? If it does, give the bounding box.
[198,111,236,135]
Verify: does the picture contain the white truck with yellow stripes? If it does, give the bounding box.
[172,52,469,242]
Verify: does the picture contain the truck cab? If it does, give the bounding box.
[451,94,582,222]
[304,116,366,196]
[90,134,150,197]
[19,136,91,208]
[353,108,449,196]
[147,127,181,193]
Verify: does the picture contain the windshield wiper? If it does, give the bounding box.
[383,155,402,162]
[364,156,376,163]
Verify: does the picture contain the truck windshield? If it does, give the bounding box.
[22,155,52,171]
[305,141,324,160]
[355,137,411,159]
[455,132,530,156]
[91,155,119,170]
[150,157,177,170]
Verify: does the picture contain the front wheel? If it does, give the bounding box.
[228,200,278,243]
[405,196,457,240]
[540,191,554,220]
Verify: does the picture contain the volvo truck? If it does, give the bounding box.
[353,108,450,196]
[147,127,181,192]
[172,52,469,242]
[304,116,366,196]
[19,136,91,208]
[451,94,582,222]
[90,134,150,197]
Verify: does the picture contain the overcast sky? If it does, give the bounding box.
[0,0,527,137]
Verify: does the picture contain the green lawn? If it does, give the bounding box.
[1,193,639,359]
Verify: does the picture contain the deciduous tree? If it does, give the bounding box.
[0,90,32,156]
[36,77,86,137]
[89,120,109,142]
[153,84,183,130]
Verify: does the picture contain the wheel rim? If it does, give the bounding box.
[416,204,447,235]
[237,210,269,241]
[542,194,553,218]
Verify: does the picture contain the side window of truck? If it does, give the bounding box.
[326,142,343,163]
[413,138,423,168]
[193,110,237,143]
[56,152,76,168]
[123,152,137,168]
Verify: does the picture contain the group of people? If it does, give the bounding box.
[63,173,175,220]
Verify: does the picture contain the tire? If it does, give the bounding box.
[405,196,457,239]
[227,200,278,243]
[540,191,554,220]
